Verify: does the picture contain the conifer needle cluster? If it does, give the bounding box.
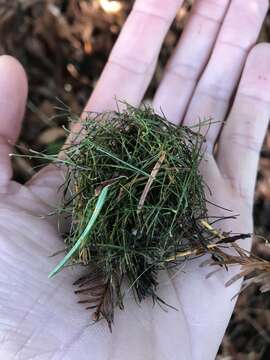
[29,106,261,330]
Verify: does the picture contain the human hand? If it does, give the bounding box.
[0,1,269,359]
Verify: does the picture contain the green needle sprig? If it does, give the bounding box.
[34,104,251,330]
[48,184,111,278]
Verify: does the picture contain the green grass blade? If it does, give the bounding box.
[48,185,111,278]
[92,143,150,177]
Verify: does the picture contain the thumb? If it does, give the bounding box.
[0,55,28,187]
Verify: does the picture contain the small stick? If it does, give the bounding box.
[137,152,166,214]
[165,243,218,262]
[199,220,224,240]
[165,220,251,262]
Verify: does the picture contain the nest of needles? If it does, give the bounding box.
[42,105,253,330]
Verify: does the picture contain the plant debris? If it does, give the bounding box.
[28,105,259,330]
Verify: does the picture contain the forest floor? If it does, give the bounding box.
[0,1,270,358]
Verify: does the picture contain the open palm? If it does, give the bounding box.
[1,1,270,359]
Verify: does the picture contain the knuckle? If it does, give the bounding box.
[223,174,253,206]
[248,42,270,60]
[108,56,150,75]
[229,132,262,154]
[197,82,231,102]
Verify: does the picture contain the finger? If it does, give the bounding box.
[183,0,268,149]
[0,55,28,187]
[84,0,183,113]
[153,0,230,123]
[217,43,270,203]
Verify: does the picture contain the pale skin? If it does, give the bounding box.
[0,0,269,359]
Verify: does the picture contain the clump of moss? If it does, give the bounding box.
[42,105,248,330]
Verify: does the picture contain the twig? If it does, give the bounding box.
[137,151,165,214]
